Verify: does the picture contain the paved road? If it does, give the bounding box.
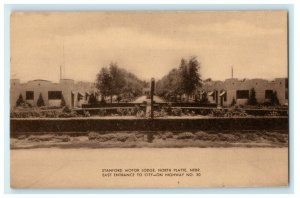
[132,95,165,103]
[11,147,288,188]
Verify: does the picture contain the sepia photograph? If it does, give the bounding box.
[9,11,289,188]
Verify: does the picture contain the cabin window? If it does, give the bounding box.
[265,90,273,99]
[236,90,249,99]
[26,91,34,100]
[48,91,62,100]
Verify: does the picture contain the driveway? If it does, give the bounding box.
[132,95,165,103]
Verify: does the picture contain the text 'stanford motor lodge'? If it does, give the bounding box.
[10,77,288,108]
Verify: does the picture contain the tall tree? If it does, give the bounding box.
[88,93,97,105]
[157,56,201,102]
[96,67,113,102]
[96,63,147,103]
[109,63,126,102]
[179,57,201,101]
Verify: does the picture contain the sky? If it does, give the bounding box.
[10,11,288,83]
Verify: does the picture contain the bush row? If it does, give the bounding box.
[10,106,287,118]
[152,107,287,117]
[10,106,147,118]
[82,102,146,108]
[10,117,288,135]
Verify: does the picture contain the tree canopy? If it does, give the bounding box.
[96,62,147,103]
[156,56,201,101]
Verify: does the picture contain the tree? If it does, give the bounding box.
[247,88,257,105]
[96,63,147,103]
[109,63,126,102]
[16,94,25,107]
[96,67,113,102]
[199,92,209,104]
[270,91,280,106]
[37,93,45,107]
[156,68,182,101]
[88,93,97,105]
[231,97,236,107]
[156,56,201,102]
[179,57,201,101]
[60,94,66,107]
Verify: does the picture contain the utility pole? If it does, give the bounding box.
[231,66,233,79]
[60,65,62,80]
[150,78,155,119]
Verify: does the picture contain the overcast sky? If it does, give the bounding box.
[10,11,288,83]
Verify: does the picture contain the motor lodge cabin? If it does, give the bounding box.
[10,77,288,108]
[199,78,288,107]
[10,79,96,108]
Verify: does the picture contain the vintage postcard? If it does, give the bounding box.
[10,11,288,188]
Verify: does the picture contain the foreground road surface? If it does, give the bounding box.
[11,147,288,188]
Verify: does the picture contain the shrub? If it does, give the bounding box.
[53,135,71,142]
[199,92,209,104]
[165,132,173,138]
[98,109,107,116]
[247,88,258,105]
[244,133,259,141]
[60,94,66,107]
[83,110,90,117]
[58,110,77,118]
[88,132,99,140]
[183,109,190,116]
[231,97,236,107]
[16,94,25,107]
[147,132,154,143]
[62,106,72,113]
[171,108,182,116]
[88,93,97,105]
[194,131,208,140]
[28,135,54,142]
[17,135,27,140]
[177,132,195,139]
[198,109,210,116]
[270,91,280,106]
[116,108,125,116]
[126,135,137,142]
[125,108,134,116]
[224,107,248,117]
[136,110,145,118]
[266,111,280,116]
[160,109,168,117]
[37,93,45,107]
[210,109,226,117]
[190,111,196,116]
[96,134,116,142]
[217,133,239,142]
[116,134,130,142]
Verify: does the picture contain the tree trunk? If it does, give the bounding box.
[110,95,113,103]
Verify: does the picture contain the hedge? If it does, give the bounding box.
[82,103,146,108]
[154,102,218,108]
[10,117,288,136]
